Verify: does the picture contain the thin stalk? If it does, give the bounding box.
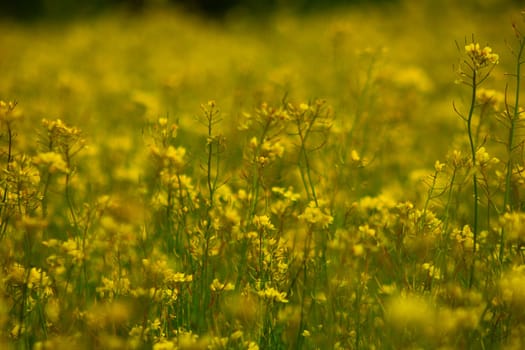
[166,185,174,252]
[259,228,265,286]
[296,227,312,349]
[41,138,56,222]
[249,119,271,221]
[467,70,479,289]
[206,117,219,206]
[420,170,439,234]
[41,172,52,219]
[64,150,78,229]
[443,167,458,234]
[198,106,221,331]
[298,132,318,207]
[0,121,14,239]
[296,112,320,207]
[501,35,525,262]
[176,173,188,246]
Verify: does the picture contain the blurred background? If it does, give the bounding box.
[1,0,522,174]
[0,0,519,20]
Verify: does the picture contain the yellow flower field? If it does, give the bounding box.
[1,1,525,348]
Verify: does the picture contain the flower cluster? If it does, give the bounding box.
[465,42,499,68]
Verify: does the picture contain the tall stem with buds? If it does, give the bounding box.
[456,42,499,288]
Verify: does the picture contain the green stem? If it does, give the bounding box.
[420,170,438,234]
[249,119,271,221]
[64,150,78,230]
[296,113,319,207]
[501,36,525,263]
[0,121,14,240]
[299,140,318,206]
[207,125,215,205]
[296,228,312,349]
[467,70,479,289]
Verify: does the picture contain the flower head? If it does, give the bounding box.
[298,201,334,228]
[0,100,21,124]
[465,43,499,68]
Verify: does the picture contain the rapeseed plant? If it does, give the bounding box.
[456,39,500,288]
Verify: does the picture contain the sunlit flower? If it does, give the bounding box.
[298,202,333,228]
[465,42,499,68]
[253,215,275,231]
[257,287,289,303]
[0,100,21,124]
[210,278,235,292]
[33,152,69,173]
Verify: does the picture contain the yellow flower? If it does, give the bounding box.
[351,149,361,162]
[422,262,442,280]
[230,330,243,340]
[165,145,186,169]
[249,136,258,149]
[352,244,365,256]
[272,186,300,201]
[210,278,235,292]
[257,287,289,303]
[465,42,499,68]
[261,140,284,159]
[42,118,81,137]
[358,224,376,237]
[153,340,175,350]
[434,160,445,172]
[477,88,504,110]
[253,215,275,231]
[0,100,21,124]
[298,202,333,228]
[247,342,259,350]
[299,103,310,111]
[33,152,69,174]
[475,147,499,167]
[500,212,525,243]
[158,117,168,127]
[61,238,85,263]
[385,294,436,335]
[499,266,525,308]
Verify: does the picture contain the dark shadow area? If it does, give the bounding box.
[0,0,401,21]
[0,0,520,23]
